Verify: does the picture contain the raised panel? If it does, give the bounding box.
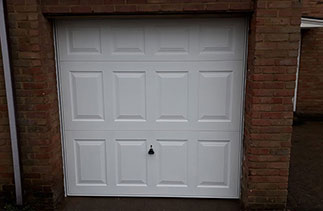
[156,139,188,187]
[153,26,189,55]
[75,139,107,185]
[197,140,230,187]
[199,25,233,54]
[70,71,104,121]
[116,139,147,186]
[58,18,245,62]
[156,71,188,122]
[113,71,146,121]
[68,27,102,54]
[111,27,145,55]
[198,71,232,122]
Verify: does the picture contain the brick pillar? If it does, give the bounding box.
[5,1,63,208]
[242,0,301,209]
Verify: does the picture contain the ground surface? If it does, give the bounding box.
[287,120,323,211]
[55,197,240,211]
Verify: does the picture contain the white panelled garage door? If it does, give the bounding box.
[56,18,246,198]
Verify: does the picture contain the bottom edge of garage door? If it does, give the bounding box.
[66,193,240,199]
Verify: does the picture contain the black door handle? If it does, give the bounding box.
[148,145,154,155]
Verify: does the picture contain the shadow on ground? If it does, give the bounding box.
[55,197,240,211]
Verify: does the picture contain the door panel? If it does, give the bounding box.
[57,18,246,198]
[70,71,104,121]
[65,131,240,197]
[156,139,188,187]
[115,139,148,187]
[74,139,107,185]
[60,61,243,131]
[57,19,246,61]
[155,71,189,122]
[198,71,232,122]
[113,71,147,122]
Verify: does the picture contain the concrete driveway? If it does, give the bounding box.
[55,197,240,211]
[287,120,323,211]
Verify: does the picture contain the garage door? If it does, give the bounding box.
[56,18,246,198]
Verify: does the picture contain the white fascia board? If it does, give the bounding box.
[301,17,323,28]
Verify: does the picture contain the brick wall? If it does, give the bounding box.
[296,1,323,117]
[0,0,301,210]
[40,0,254,14]
[0,46,13,203]
[3,0,63,208]
[242,0,301,209]
[302,0,323,18]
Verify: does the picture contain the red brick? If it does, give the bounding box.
[104,0,125,4]
[126,0,145,3]
[206,3,229,11]
[137,4,161,12]
[257,9,277,17]
[71,6,92,13]
[115,5,137,12]
[229,2,252,10]
[242,0,300,209]
[58,0,80,5]
[91,5,114,13]
[268,1,292,9]
[183,4,205,11]
[146,0,166,3]
[160,4,183,12]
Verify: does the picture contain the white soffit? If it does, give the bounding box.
[301,17,323,28]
